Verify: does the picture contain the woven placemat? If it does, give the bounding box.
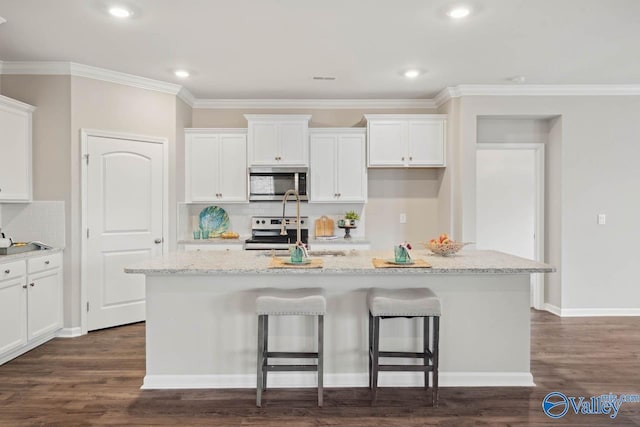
[269,258,324,269]
[372,258,432,268]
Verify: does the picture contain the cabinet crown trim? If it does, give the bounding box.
[364,114,447,121]
[185,128,247,134]
[0,95,36,112]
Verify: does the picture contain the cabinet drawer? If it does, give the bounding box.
[0,260,27,282]
[27,253,62,274]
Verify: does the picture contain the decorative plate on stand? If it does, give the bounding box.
[199,206,230,237]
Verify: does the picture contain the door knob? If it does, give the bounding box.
[154,238,163,244]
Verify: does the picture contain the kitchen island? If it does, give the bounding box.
[125,249,553,390]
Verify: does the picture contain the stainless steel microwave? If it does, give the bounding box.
[248,167,309,201]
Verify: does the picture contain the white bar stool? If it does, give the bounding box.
[256,288,326,407]
[367,287,442,407]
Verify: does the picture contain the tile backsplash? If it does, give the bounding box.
[0,201,66,248]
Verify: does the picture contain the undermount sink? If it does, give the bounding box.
[256,249,346,257]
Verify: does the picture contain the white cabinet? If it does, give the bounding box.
[245,115,311,166]
[185,129,248,203]
[309,129,367,203]
[182,243,244,252]
[0,95,35,202]
[0,252,63,365]
[365,114,446,167]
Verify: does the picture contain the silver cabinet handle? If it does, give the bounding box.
[22,284,27,289]
[30,282,35,287]
[409,156,413,161]
[45,260,50,265]
[402,157,405,161]
[154,238,163,244]
[4,269,9,274]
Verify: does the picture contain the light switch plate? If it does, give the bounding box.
[597,214,606,225]
[399,213,407,224]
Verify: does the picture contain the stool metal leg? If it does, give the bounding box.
[256,315,264,407]
[371,316,380,404]
[424,316,430,390]
[433,316,440,408]
[262,315,269,391]
[318,315,324,407]
[368,311,373,389]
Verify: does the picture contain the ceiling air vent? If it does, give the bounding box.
[312,76,336,81]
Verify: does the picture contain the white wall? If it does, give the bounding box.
[454,95,640,312]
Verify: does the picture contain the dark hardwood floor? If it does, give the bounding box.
[1,310,639,426]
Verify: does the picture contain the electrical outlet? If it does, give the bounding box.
[597,214,606,225]
[399,213,407,224]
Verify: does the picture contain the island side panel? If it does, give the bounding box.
[142,273,531,389]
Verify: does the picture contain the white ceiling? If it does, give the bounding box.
[0,0,639,99]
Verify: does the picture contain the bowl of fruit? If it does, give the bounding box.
[424,234,470,256]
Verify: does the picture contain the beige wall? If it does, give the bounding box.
[455,95,640,311]
[175,98,192,204]
[1,75,73,325]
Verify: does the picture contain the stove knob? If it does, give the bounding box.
[255,220,260,224]
[300,220,305,224]
[261,220,266,224]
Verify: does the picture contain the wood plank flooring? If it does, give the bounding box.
[1,310,639,426]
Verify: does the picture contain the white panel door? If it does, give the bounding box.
[187,134,220,202]
[336,135,366,202]
[309,135,338,202]
[0,278,27,354]
[367,121,405,167]
[408,120,445,166]
[87,135,163,331]
[26,269,62,340]
[218,134,248,202]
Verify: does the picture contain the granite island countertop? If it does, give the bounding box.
[125,249,554,276]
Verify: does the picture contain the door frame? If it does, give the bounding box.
[80,129,169,335]
[476,142,545,309]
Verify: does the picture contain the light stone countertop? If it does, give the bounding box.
[125,249,554,275]
[0,247,63,262]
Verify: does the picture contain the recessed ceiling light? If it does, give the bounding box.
[404,70,421,79]
[447,7,471,19]
[313,76,337,81]
[174,70,190,78]
[109,7,132,18]
[0,16,6,25]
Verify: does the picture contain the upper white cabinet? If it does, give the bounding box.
[365,114,447,167]
[185,129,248,203]
[245,115,311,167]
[0,95,35,202]
[309,128,367,203]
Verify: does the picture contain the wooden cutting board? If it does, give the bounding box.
[315,215,335,237]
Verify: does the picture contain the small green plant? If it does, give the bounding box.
[344,210,360,221]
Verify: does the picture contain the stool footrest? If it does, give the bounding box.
[378,351,432,358]
[267,364,318,372]
[379,365,433,372]
[267,352,318,358]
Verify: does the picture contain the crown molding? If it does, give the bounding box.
[193,98,436,109]
[454,84,640,97]
[1,61,181,95]
[177,87,196,108]
[0,94,36,112]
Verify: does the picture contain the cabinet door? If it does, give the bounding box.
[27,269,62,341]
[309,135,338,202]
[367,121,406,167]
[279,122,308,166]
[0,103,31,201]
[218,134,248,202]
[0,278,27,355]
[249,122,279,166]
[187,134,220,202]
[408,119,446,166]
[336,134,367,202]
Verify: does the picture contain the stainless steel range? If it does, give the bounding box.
[244,216,309,250]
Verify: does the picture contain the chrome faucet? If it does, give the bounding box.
[281,189,302,244]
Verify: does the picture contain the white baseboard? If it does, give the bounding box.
[141,371,534,390]
[543,303,562,316]
[543,304,640,317]
[57,327,83,338]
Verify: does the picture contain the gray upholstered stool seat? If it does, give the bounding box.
[367,287,441,317]
[256,288,326,315]
[368,287,441,407]
[256,288,325,408]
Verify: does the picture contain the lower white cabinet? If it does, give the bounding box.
[181,243,244,252]
[0,252,63,365]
